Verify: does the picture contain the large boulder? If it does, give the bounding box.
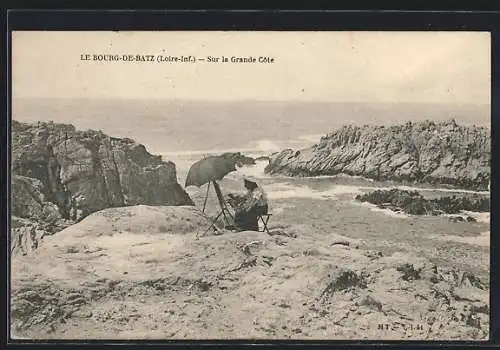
[12,120,193,222]
[12,175,63,223]
[265,120,490,191]
[11,176,74,256]
[11,120,194,256]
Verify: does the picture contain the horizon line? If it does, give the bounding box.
[11,97,491,106]
[12,117,491,127]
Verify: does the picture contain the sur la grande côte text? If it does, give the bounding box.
[80,54,275,64]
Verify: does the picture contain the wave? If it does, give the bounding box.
[182,161,490,203]
[249,134,322,153]
[233,164,490,196]
[352,201,411,219]
[229,160,489,196]
[250,139,283,153]
[266,175,488,196]
[461,211,490,224]
[159,132,322,162]
[301,173,376,182]
[232,160,271,179]
[388,185,489,196]
[233,162,378,183]
[264,182,362,200]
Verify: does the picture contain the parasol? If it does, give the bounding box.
[185,155,237,232]
[185,155,237,188]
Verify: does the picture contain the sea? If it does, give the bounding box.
[12,98,491,249]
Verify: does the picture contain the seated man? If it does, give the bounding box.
[232,178,268,231]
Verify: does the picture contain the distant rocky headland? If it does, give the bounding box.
[219,153,270,167]
[265,120,490,191]
[355,189,489,220]
[11,120,193,255]
[220,152,256,167]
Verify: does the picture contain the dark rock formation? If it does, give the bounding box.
[12,175,63,224]
[11,175,75,255]
[355,189,490,217]
[11,215,73,256]
[220,152,256,167]
[11,120,193,253]
[265,120,490,191]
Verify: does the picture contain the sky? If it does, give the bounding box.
[12,31,491,104]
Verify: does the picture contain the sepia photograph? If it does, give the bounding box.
[10,31,491,340]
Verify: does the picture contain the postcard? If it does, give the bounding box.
[10,31,491,340]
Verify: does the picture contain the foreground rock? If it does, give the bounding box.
[355,189,490,219]
[265,120,490,191]
[11,120,193,254]
[11,175,74,255]
[11,216,73,257]
[11,205,488,340]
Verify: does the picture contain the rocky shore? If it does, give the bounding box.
[265,120,490,191]
[11,205,489,340]
[355,189,489,220]
[11,120,193,255]
[10,119,490,340]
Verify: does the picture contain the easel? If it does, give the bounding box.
[201,180,234,236]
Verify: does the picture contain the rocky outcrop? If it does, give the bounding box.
[11,216,72,257]
[220,152,256,167]
[11,121,193,254]
[12,175,64,224]
[355,189,490,218]
[265,120,490,191]
[11,175,74,256]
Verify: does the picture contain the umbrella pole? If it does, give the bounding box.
[202,182,211,213]
[212,181,233,224]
